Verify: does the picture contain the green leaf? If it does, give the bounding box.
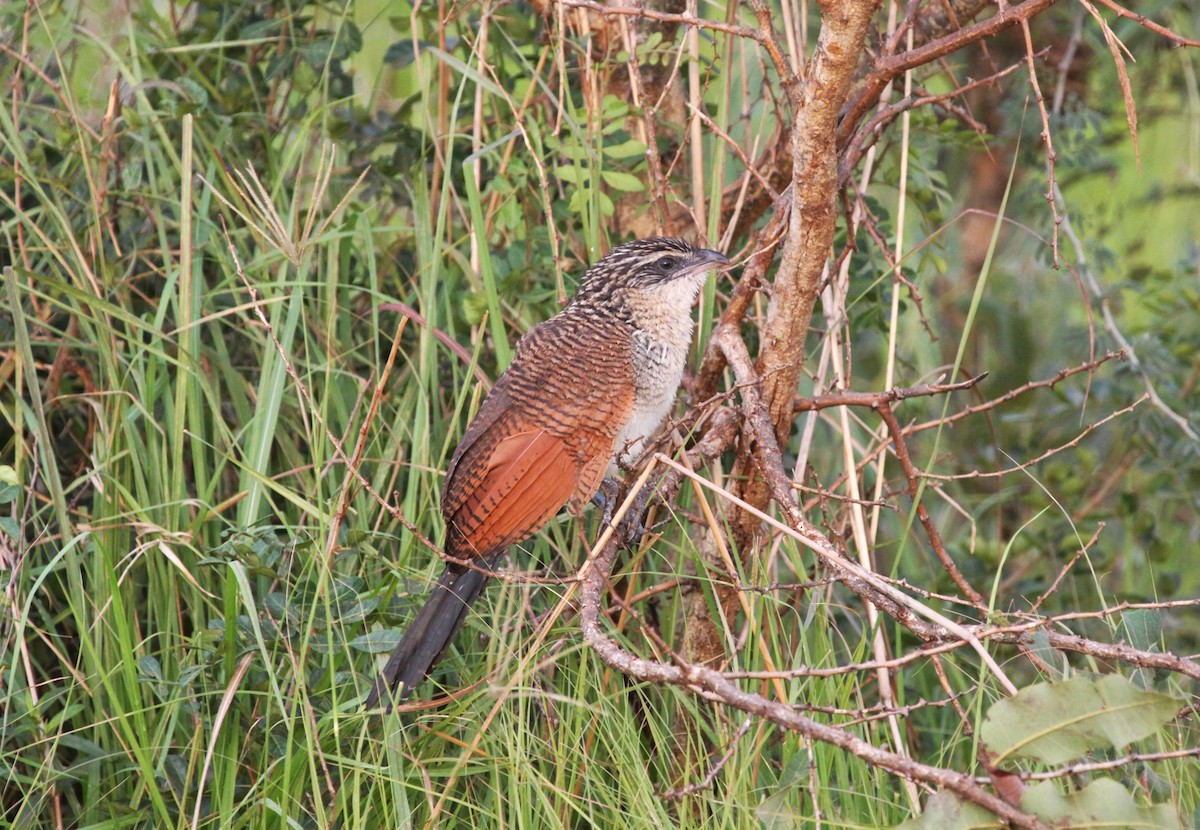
[601,171,645,192]
[554,165,584,184]
[0,464,17,506]
[337,597,381,624]
[462,291,489,325]
[567,188,588,214]
[981,675,1180,765]
[555,143,593,162]
[601,94,629,119]
[1122,609,1163,652]
[178,78,208,110]
[757,751,808,830]
[384,40,420,66]
[894,790,1001,830]
[239,18,285,39]
[351,630,401,653]
[604,138,647,160]
[1021,779,1181,829]
[138,656,163,683]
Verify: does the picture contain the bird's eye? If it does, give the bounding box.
[656,257,678,272]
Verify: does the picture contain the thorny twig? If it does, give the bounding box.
[840,58,1031,185]
[1091,0,1200,46]
[923,394,1150,481]
[877,401,986,606]
[839,0,1062,145]
[977,747,1200,783]
[659,717,753,801]
[579,533,1050,829]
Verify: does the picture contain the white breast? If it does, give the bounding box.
[610,329,689,471]
[609,268,708,474]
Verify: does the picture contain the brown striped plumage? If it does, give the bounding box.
[365,238,728,708]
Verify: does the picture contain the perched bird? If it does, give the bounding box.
[365,237,728,708]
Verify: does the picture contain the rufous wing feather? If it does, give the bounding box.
[442,316,638,560]
[446,426,577,557]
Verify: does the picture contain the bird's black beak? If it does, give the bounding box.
[690,248,730,274]
[695,248,730,267]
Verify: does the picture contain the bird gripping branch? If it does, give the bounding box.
[365,237,728,709]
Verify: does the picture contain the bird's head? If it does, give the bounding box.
[574,237,729,318]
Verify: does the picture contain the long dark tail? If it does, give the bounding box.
[364,562,493,709]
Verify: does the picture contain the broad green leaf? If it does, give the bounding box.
[554,142,594,162]
[1024,629,1069,682]
[384,40,421,67]
[1122,609,1163,652]
[981,675,1180,765]
[138,655,163,683]
[597,190,614,216]
[567,188,588,214]
[1021,779,1181,829]
[554,165,584,184]
[601,171,645,192]
[336,597,381,623]
[894,791,1001,830]
[350,630,401,653]
[601,94,630,119]
[0,470,14,535]
[756,791,803,830]
[604,138,648,159]
[1122,610,1164,690]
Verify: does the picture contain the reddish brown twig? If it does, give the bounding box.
[980,747,1200,783]
[904,351,1125,433]
[794,374,987,413]
[616,16,675,235]
[840,60,1030,184]
[924,394,1150,481]
[1090,0,1200,48]
[378,301,492,388]
[878,402,986,607]
[659,717,753,801]
[839,0,1063,147]
[579,533,1050,829]
[692,204,789,403]
[1017,15,1062,262]
[1029,523,1104,614]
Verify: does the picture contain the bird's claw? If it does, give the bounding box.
[592,480,647,548]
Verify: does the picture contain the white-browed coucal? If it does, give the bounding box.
[365,237,728,708]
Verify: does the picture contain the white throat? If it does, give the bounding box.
[611,271,708,469]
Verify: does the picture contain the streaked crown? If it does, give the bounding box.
[572,237,728,312]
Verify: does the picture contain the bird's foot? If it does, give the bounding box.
[617,489,648,547]
[592,479,647,548]
[592,479,619,528]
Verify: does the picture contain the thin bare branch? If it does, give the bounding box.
[579,534,1050,829]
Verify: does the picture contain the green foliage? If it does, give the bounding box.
[1,1,1198,828]
[904,779,1184,830]
[903,676,1184,829]
[896,791,1001,830]
[1022,779,1181,829]
[981,675,1180,766]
